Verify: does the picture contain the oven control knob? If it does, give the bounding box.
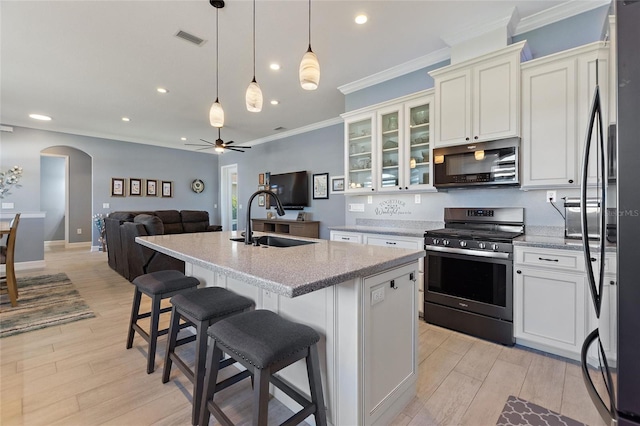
[443,239,450,246]
[478,242,486,249]
[433,238,440,245]
[460,241,467,247]
[491,243,499,251]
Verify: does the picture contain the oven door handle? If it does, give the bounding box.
[425,245,511,259]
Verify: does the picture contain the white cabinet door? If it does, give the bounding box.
[345,113,376,194]
[404,97,434,190]
[514,266,586,360]
[473,53,519,142]
[363,265,417,424]
[434,68,471,146]
[521,57,578,187]
[377,105,404,192]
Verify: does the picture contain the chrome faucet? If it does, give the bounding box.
[245,189,285,245]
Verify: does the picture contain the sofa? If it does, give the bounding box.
[105,209,221,281]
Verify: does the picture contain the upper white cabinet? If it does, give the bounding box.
[429,41,527,147]
[521,42,609,189]
[343,91,434,194]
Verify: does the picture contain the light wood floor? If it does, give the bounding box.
[1,246,606,426]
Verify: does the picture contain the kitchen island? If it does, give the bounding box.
[137,231,425,426]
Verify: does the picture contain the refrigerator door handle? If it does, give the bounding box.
[581,328,617,425]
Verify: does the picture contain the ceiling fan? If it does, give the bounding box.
[186,128,252,153]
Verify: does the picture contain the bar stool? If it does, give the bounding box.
[162,286,254,425]
[199,309,327,426]
[126,270,199,374]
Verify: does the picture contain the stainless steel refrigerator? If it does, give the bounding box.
[580,1,640,425]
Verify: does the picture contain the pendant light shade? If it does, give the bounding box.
[299,46,320,90]
[210,2,224,127]
[245,79,263,112]
[299,0,319,90]
[209,98,224,127]
[246,0,263,112]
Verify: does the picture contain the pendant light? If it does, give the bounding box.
[245,0,263,112]
[209,1,225,128]
[299,0,320,90]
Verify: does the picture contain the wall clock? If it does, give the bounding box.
[191,179,205,193]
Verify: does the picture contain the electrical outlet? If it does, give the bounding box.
[546,191,557,203]
[77,228,82,235]
[371,287,385,305]
[415,194,421,204]
[367,195,373,204]
[102,203,110,208]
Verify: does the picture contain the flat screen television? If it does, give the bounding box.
[268,171,308,210]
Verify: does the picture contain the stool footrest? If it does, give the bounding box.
[169,352,196,383]
[270,374,313,410]
[281,404,316,426]
[214,369,252,394]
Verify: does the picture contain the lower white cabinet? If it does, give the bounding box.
[329,230,425,315]
[514,246,616,362]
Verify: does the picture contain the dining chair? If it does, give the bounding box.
[1,213,21,307]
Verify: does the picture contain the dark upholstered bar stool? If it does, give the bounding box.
[199,309,327,426]
[162,287,254,425]
[126,270,199,374]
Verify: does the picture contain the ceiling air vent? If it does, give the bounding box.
[175,30,206,46]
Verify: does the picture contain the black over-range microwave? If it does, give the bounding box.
[433,138,520,189]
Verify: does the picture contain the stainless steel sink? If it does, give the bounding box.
[229,235,316,247]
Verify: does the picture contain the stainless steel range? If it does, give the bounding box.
[423,207,524,345]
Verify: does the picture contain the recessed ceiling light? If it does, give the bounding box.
[181,137,187,141]
[157,87,169,94]
[121,117,130,122]
[270,100,279,105]
[29,113,52,121]
[269,63,281,70]
[355,14,368,24]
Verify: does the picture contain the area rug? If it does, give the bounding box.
[497,395,586,426]
[0,273,95,338]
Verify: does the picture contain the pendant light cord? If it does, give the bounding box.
[308,0,311,49]
[252,0,256,79]
[216,7,219,100]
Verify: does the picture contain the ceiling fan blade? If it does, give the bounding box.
[233,145,252,149]
[224,140,235,145]
[195,146,214,151]
[226,147,246,152]
[199,139,215,145]
[185,143,213,147]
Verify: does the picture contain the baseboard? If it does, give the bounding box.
[0,260,46,273]
[65,242,92,249]
[90,245,107,253]
[45,240,66,247]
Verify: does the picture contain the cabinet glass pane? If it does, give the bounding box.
[380,111,399,188]
[408,103,430,186]
[348,118,373,190]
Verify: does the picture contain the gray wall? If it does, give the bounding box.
[40,155,66,241]
[1,126,220,249]
[218,124,345,240]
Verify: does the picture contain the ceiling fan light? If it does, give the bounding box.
[215,146,225,153]
[209,99,224,127]
[245,79,263,112]
[299,47,320,90]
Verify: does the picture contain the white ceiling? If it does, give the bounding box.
[0,0,606,153]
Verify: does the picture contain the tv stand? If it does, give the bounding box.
[251,219,319,238]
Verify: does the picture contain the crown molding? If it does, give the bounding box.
[337,47,450,95]
[514,0,611,35]
[0,125,14,132]
[441,7,519,47]
[245,116,343,147]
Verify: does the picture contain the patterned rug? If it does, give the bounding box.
[0,273,95,338]
[497,396,586,426]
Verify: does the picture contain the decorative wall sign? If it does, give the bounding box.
[313,173,329,199]
[191,179,205,193]
[129,178,142,196]
[146,179,157,196]
[161,181,173,198]
[111,178,125,197]
[374,199,412,217]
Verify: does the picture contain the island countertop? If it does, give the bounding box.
[136,231,425,298]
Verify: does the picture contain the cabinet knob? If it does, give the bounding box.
[371,188,375,191]
[465,137,470,141]
[516,270,522,274]
[610,280,616,285]
[398,187,403,190]
[568,179,574,184]
[405,186,409,190]
[474,136,478,140]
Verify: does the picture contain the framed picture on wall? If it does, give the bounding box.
[312,173,329,199]
[111,178,125,197]
[258,173,265,185]
[330,175,345,194]
[258,194,265,207]
[146,179,158,196]
[161,181,173,198]
[129,178,142,196]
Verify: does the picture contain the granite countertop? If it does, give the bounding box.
[329,224,442,238]
[137,231,425,298]
[514,234,617,252]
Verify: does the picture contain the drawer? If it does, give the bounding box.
[515,247,585,272]
[330,231,363,244]
[365,236,421,250]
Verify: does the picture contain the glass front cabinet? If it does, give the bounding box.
[343,91,434,194]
